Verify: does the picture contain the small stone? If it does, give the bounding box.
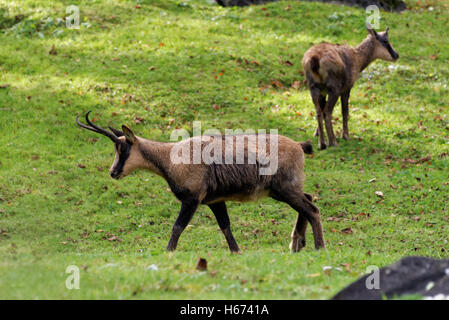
[196,257,207,271]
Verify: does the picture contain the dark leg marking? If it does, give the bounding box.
[311,88,327,150]
[271,190,325,252]
[323,90,340,147]
[166,199,198,251]
[208,202,240,253]
[341,90,351,140]
[290,213,308,252]
[281,192,325,250]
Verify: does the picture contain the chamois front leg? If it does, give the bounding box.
[323,89,340,147]
[208,202,240,253]
[341,90,351,140]
[166,199,198,252]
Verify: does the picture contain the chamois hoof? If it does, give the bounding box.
[229,246,241,254]
[318,142,327,150]
[289,236,306,253]
[166,245,176,252]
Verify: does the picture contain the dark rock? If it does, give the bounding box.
[216,0,277,6]
[196,257,208,271]
[333,256,449,300]
[216,0,406,12]
[306,0,407,12]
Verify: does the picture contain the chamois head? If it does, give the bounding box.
[76,111,144,180]
[367,26,399,62]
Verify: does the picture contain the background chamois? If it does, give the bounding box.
[76,112,325,253]
[302,27,399,149]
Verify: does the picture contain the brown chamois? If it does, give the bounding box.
[302,27,399,150]
[76,111,325,253]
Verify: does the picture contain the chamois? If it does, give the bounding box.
[76,111,325,253]
[303,27,399,149]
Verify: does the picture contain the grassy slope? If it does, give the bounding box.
[0,0,448,299]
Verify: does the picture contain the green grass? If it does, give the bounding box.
[0,0,448,299]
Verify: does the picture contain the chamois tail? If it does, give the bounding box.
[310,56,320,74]
[300,142,313,155]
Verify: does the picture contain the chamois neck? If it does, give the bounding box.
[137,138,171,176]
[355,37,376,72]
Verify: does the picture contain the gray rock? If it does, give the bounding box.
[305,0,406,12]
[333,256,449,300]
[216,0,278,7]
[216,0,407,12]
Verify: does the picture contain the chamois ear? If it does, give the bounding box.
[366,24,378,38]
[385,27,390,35]
[122,125,136,144]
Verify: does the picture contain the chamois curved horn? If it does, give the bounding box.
[76,111,119,143]
[108,126,124,137]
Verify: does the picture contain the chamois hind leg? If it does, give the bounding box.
[310,88,327,150]
[323,89,340,147]
[271,189,324,251]
[208,202,240,253]
[166,198,198,251]
[290,193,313,252]
[313,94,327,139]
[282,191,325,250]
[290,213,308,253]
[341,90,351,140]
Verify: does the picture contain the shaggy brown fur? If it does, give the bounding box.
[302,27,399,149]
[76,112,325,253]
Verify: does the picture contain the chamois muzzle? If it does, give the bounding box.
[391,50,399,61]
[75,111,120,143]
[110,171,121,180]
